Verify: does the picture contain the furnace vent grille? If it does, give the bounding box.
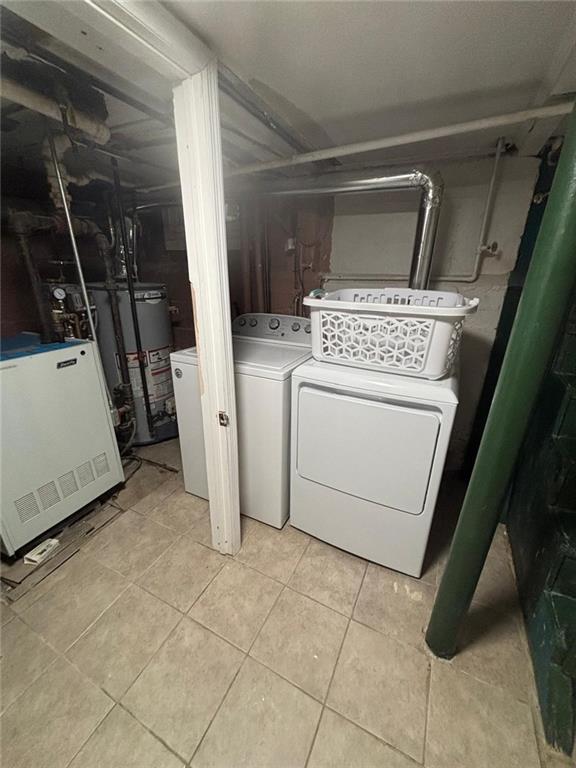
[37,481,61,511]
[93,453,110,478]
[77,461,95,487]
[15,492,41,523]
[58,471,79,499]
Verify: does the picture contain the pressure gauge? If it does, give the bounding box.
[52,287,67,301]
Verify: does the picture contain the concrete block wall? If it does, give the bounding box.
[323,156,540,467]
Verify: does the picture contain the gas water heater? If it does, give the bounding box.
[89,282,178,445]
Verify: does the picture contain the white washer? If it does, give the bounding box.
[290,359,458,577]
[171,314,311,528]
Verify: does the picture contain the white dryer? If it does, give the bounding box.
[171,314,311,528]
[290,360,458,577]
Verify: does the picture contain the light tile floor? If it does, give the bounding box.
[1,443,573,768]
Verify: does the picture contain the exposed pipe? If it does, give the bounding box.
[217,63,331,160]
[97,234,131,391]
[228,101,574,177]
[134,144,504,195]
[321,138,506,286]
[75,138,175,173]
[0,18,172,126]
[2,77,110,144]
[409,172,443,288]
[444,135,506,283]
[425,105,576,659]
[257,169,443,290]
[47,133,98,343]
[111,157,155,438]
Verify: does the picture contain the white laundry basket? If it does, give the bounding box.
[304,288,479,379]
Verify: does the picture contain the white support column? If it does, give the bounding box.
[173,62,241,555]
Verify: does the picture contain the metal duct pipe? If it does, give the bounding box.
[257,169,443,290]
[409,172,443,288]
[2,77,110,144]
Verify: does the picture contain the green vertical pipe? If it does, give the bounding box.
[426,105,576,658]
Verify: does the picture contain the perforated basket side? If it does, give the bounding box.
[318,310,435,373]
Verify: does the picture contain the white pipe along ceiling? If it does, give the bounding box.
[228,101,575,177]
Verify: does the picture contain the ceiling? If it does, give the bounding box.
[168,1,576,147]
[1,1,576,198]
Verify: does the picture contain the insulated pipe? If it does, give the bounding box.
[2,78,110,144]
[425,104,576,659]
[260,170,443,290]
[228,101,574,177]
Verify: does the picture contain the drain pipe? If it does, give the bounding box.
[111,158,155,438]
[261,170,443,290]
[425,105,576,659]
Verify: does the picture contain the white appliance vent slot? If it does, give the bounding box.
[93,453,110,478]
[37,481,61,511]
[77,461,95,487]
[15,492,41,523]
[58,471,79,498]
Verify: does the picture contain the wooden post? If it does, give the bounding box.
[173,64,241,555]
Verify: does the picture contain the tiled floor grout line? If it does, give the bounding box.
[111,612,191,740]
[15,576,132,660]
[62,701,118,768]
[4,463,546,768]
[185,653,250,767]
[118,701,190,766]
[0,653,60,718]
[421,655,433,766]
[186,539,314,766]
[303,559,368,768]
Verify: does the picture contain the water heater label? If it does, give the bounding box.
[122,346,173,405]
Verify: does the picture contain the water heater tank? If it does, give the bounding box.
[89,282,178,445]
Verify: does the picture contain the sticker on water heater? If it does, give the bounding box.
[118,346,174,403]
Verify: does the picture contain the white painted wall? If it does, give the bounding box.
[325,156,540,467]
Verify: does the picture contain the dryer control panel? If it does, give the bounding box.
[232,314,311,345]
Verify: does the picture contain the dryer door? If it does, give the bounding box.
[296,385,440,515]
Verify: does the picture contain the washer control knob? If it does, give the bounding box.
[304,324,311,334]
[249,318,258,327]
[268,318,280,330]
[291,322,301,332]
[238,317,246,326]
